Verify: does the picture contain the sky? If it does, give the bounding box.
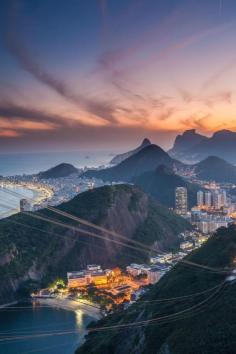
[1,0,236,153]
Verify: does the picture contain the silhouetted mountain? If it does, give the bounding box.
[77,224,236,354]
[169,129,207,161]
[133,165,198,208]
[110,138,152,165]
[38,163,78,179]
[84,144,180,182]
[170,129,236,164]
[0,184,190,305]
[194,156,236,183]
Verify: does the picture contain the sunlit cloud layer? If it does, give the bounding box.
[0,0,236,152]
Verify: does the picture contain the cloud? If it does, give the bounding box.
[181,113,212,131]
[202,58,236,90]
[0,102,83,138]
[0,129,21,138]
[4,5,118,124]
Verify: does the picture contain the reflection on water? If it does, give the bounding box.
[0,303,95,354]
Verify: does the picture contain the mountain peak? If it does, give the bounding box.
[183,129,197,135]
[110,138,152,165]
[141,138,151,146]
[212,129,235,138]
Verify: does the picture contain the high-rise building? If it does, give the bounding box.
[221,190,227,206]
[213,191,222,209]
[197,191,204,207]
[20,198,31,212]
[175,187,188,215]
[204,191,212,207]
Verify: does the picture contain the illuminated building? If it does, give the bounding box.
[197,191,204,207]
[175,187,188,215]
[213,190,227,209]
[87,265,101,271]
[147,268,161,284]
[68,275,88,288]
[204,192,212,207]
[20,198,31,211]
[67,266,108,288]
[90,272,108,286]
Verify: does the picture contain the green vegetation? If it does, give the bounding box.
[0,184,189,304]
[132,165,199,208]
[194,156,236,183]
[76,225,236,354]
[38,163,78,179]
[83,144,175,182]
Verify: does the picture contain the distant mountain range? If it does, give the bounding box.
[133,165,198,208]
[193,156,236,183]
[38,163,78,179]
[83,144,181,182]
[110,138,151,165]
[77,224,236,354]
[169,129,236,164]
[0,184,190,305]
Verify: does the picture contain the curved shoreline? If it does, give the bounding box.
[33,297,101,320]
[0,182,53,219]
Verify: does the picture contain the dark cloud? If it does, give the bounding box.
[0,103,67,127]
[4,5,118,124]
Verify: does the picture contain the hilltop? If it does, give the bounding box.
[83,144,179,182]
[77,224,236,354]
[0,184,189,305]
[110,138,151,165]
[169,129,236,164]
[193,156,236,183]
[38,163,78,179]
[133,165,199,208]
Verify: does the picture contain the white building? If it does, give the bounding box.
[147,268,161,284]
[205,192,212,207]
[197,191,204,207]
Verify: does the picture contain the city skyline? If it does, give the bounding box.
[1,0,236,152]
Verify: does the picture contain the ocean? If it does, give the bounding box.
[0,302,95,354]
[0,150,115,218]
[0,150,115,177]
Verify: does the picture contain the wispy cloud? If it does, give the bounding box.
[202,58,236,90]
[5,5,118,124]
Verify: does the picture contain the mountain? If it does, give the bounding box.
[170,129,236,164]
[133,165,199,208]
[194,156,236,183]
[83,144,180,182]
[38,163,78,179]
[110,138,151,165]
[169,129,207,161]
[0,184,190,305]
[77,224,236,354]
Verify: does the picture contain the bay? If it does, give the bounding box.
[0,303,95,354]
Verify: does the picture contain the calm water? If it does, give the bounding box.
[0,150,115,177]
[0,303,95,354]
[0,186,36,219]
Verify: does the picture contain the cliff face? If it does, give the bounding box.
[169,129,236,164]
[0,185,190,305]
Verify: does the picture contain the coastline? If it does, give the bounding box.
[34,297,101,320]
[0,182,53,219]
[0,300,18,308]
